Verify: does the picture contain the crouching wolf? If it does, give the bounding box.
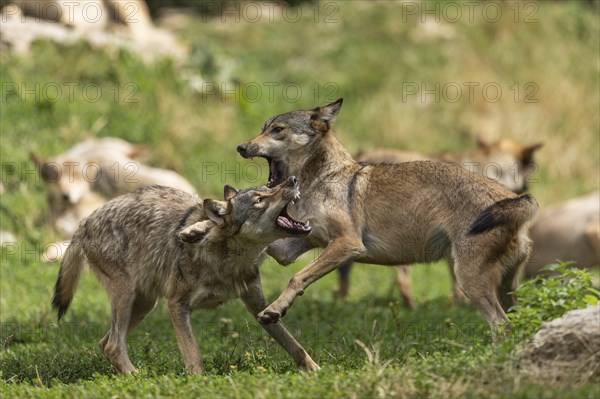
[52,179,318,374]
[237,99,538,338]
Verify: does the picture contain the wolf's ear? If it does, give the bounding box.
[311,98,343,133]
[203,199,230,227]
[30,151,57,181]
[224,185,239,201]
[30,151,45,174]
[520,143,543,165]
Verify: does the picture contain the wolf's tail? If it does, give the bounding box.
[52,238,85,321]
[469,194,539,235]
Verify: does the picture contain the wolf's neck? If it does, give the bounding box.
[223,236,268,266]
[299,132,354,184]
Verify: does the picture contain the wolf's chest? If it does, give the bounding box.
[186,265,258,310]
[188,280,245,309]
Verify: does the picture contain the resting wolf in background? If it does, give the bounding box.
[237,99,538,338]
[525,191,599,278]
[358,137,543,194]
[338,137,543,307]
[52,179,318,374]
[32,137,196,261]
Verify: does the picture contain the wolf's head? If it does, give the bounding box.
[470,137,543,194]
[181,177,311,244]
[31,153,96,206]
[237,99,344,188]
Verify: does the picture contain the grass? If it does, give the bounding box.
[1,1,599,397]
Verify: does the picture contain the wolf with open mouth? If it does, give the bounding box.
[237,98,538,340]
[51,177,317,374]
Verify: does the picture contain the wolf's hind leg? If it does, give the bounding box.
[498,233,532,312]
[396,266,417,310]
[101,279,137,374]
[99,295,159,369]
[128,295,158,334]
[452,242,509,340]
[168,300,203,373]
[446,260,469,305]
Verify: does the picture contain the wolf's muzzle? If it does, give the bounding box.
[237,143,249,157]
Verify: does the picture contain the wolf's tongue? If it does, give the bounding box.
[277,216,294,229]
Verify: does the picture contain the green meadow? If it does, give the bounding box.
[1,1,598,397]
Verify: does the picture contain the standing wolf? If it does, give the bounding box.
[340,137,543,306]
[237,99,538,337]
[52,179,318,374]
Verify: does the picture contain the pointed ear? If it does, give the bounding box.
[223,185,239,201]
[30,151,45,173]
[520,143,543,165]
[311,98,343,133]
[30,151,57,181]
[203,199,229,227]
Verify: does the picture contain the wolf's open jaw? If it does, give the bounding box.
[266,158,286,188]
[277,200,311,235]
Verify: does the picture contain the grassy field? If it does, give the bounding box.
[1,1,599,397]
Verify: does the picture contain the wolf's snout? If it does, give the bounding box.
[237,143,248,157]
[288,176,298,187]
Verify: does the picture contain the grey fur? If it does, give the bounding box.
[52,181,318,374]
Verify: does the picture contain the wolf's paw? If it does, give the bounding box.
[257,306,287,324]
[179,221,213,243]
[300,358,320,372]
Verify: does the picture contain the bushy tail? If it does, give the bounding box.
[469,194,539,235]
[52,239,84,321]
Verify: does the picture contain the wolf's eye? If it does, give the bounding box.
[271,126,284,134]
[255,197,262,204]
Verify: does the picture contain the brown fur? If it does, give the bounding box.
[343,138,543,306]
[358,137,542,195]
[237,99,538,338]
[525,191,599,277]
[52,180,318,374]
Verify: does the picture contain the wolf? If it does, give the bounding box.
[32,136,195,214]
[357,137,543,195]
[340,137,543,306]
[237,99,538,338]
[51,178,318,374]
[525,191,599,277]
[32,136,196,261]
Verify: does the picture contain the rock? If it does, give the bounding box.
[518,305,600,386]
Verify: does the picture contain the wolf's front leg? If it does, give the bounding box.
[267,237,317,266]
[167,300,204,373]
[241,277,319,372]
[259,237,365,324]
